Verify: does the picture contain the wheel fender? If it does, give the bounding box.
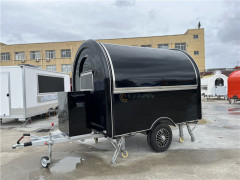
[150,118,176,131]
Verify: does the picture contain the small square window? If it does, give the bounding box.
[61,64,71,73]
[194,51,199,55]
[15,52,25,61]
[30,51,40,60]
[61,49,71,58]
[46,65,56,71]
[1,53,10,61]
[46,50,55,59]
[193,35,198,39]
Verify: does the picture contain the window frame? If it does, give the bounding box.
[45,50,55,59]
[141,45,152,48]
[193,35,199,39]
[80,71,94,91]
[38,74,64,94]
[15,52,25,61]
[194,51,199,55]
[61,64,72,73]
[1,52,10,61]
[61,49,71,58]
[158,44,169,49]
[46,65,56,72]
[30,51,40,60]
[175,43,186,51]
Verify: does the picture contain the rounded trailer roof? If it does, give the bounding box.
[201,74,228,85]
[103,43,199,89]
[73,40,200,92]
[229,70,240,79]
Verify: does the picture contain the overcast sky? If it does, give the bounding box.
[1,0,240,69]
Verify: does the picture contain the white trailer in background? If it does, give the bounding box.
[201,73,228,99]
[0,65,70,123]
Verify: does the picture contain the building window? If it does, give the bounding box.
[1,53,10,61]
[46,65,56,71]
[46,50,55,59]
[62,64,71,73]
[61,49,71,58]
[15,52,25,61]
[158,44,169,49]
[175,43,186,51]
[194,51,199,55]
[141,45,152,48]
[193,35,198,39]
[30,51,40,60]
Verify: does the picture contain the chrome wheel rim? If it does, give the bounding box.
[41,158,47,167]
[156,128,170,147]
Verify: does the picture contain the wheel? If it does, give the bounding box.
[149,124,172,152]
[121,150,128,158]
[40,156,50,168]
[94,138,98,143]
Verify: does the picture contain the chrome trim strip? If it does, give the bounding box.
[113,85,198,94]
[150,117,176,129]
[114,129,149,138]
[100,43,116,89]
[97,42,114,138]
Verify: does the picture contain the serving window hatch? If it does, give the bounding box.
[80,71,94,91]
[38,75,64,94]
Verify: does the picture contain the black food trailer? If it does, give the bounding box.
[12,40,202,167]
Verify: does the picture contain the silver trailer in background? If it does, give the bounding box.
[0,65,70,123]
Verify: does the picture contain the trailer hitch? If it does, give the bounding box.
[12,133,32,149]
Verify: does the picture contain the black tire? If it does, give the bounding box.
[40,156,50,168]
[149,124,172,152]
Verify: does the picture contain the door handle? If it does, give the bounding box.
[6,93,9,97]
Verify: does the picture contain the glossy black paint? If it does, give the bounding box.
[72,40,113,137]
[104,44,197,87]
[58,92,92,137]
[113,90,201,136]
[69,40,202,138]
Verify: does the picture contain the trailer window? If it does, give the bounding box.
[80,71,93,91]
[38,75,64,93]
[215,78,224,86]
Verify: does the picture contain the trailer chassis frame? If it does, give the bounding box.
[12,130,129,167]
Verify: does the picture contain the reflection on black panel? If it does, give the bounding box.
[38,75,64,93]
[104,44,197,88]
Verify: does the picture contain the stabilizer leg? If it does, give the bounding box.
[111,137,126,165]
[178,123,184,143]
[186,123,196,142]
